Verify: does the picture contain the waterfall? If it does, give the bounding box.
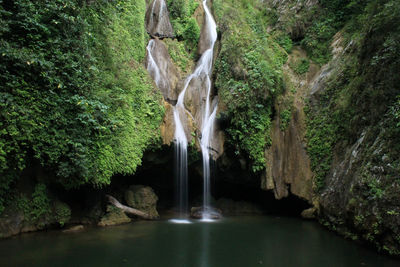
[173,0,218,220]
[147,0,218,221]
[199,0,218,220]
[146,39,169,92]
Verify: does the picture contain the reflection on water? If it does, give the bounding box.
[0,216,399,267]
[200,223,210,267]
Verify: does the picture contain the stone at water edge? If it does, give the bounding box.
[301,207,318,220]
[98,205,131,227]
[124,185,159,219]
[62,225,84,233]
[190,206,222,219]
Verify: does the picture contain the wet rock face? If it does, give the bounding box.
[183,74,224,159]
[124,185,159,218]
[262,47,316,204]
[264,113,314,202]
[145,0,174,38]
[0,212,25,238]
[146,39,180,103]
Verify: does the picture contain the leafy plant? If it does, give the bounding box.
[280,108,292,131]
[291,58,310,75]
[0,0,164,210]
[214,0,285,172]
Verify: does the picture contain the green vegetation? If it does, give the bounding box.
[30,183,51,222]
[164,38,194,74]
[279,108,292,131]
[290,58,310,75]
[54,201,71,227]
[166,0,200,53]
[305,0,400,192]
[300,0,370,64]
[214,0,286,172]
[0,0,164,213]
[273,32,293,53]
[13,183,71,227]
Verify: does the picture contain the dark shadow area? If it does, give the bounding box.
[106,145,311,217]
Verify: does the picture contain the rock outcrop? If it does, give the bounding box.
[146,39,181,103]
[262,47,317,203]
[98,205,131,227]
[266,0,318,40]
[145,0,174,38]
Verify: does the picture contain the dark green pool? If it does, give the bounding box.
[0,216,398,267]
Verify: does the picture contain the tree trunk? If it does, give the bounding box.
[105,195,156,220]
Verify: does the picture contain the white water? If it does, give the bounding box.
[148,0,218,220]
[146,39,169,92]
[199,0,218,220]
[173,0,218,220]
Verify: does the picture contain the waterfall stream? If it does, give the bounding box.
[146,0,218,221]
[174,0,218,220]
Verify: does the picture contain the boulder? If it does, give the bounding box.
[125,185,159,218]
[190,206,222,219]
[301,207,317,220]
[98,205,131,227]
[62,225,84,233]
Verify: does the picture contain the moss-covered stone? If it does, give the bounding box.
[98,205,131,227]
[125,185,159,218]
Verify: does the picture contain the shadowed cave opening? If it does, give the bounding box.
[107,146,311,218]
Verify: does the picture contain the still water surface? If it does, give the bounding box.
[0,216,399,267]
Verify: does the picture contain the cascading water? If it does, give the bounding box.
[146,0,218,222]
[173,0,218,221]
[146,39,169,93]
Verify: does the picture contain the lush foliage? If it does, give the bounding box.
[301,0,370,64]
[279,108,292,131]
[290,58,310,75]
[0,0,164,212]
[214,0,285,172]
[163,38,194,74]
[166,0,200,53]
[305,0,400,191]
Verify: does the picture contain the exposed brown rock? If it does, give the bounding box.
[146,39,180,103]
[145,0,174,38]
[262,47,317,203]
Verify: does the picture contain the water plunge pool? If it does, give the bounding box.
[1,216,399,267]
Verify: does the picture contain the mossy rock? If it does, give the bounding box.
[124,185,159,218]
[98,205,131,227]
